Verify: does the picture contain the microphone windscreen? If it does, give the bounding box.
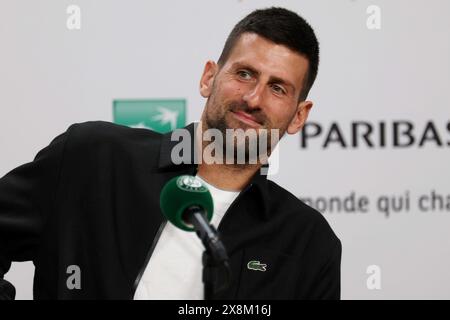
[160,175,214,231]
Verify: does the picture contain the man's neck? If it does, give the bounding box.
[196,162,260,191]
[194,121,262,191]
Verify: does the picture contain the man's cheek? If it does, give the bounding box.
[222,81,245,97]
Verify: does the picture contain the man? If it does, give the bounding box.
[0,7,341,300]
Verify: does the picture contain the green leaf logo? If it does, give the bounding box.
[113,99,186,133]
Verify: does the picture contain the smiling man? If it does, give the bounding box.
[0,7,341,300]
[197,32,313,190]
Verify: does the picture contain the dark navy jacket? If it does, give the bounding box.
[0,121,341,299]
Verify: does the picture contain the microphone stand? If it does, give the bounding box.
[202,246,232,300]
[184,207,231,300]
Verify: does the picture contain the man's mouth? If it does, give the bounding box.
[231,110,262,128]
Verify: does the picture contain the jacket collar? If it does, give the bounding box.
[157,122,270,220]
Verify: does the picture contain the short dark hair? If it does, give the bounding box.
[217,7,319,101]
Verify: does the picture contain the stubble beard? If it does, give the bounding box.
[203,91,282,167]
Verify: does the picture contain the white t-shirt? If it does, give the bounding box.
[133,175,240,300]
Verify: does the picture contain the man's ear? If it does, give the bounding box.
[287,100,313,135]
[199,60,218,98]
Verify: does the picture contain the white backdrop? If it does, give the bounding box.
[1,0,449,299]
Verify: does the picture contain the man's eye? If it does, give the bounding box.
[237,70,252,79]
[271,84,286,95]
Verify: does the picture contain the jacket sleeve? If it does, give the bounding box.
[310,239,342,300]
[0,127,71,299]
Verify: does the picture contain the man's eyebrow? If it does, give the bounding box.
[231,62,296,92]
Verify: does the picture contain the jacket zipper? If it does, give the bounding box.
[130,219,167,299]
[217,183,252,231]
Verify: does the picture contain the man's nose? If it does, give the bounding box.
[242,82,265,109]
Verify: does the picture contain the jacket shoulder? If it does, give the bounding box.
[63,121,162,151]
[266,180,340,245]
[68,121,161,142]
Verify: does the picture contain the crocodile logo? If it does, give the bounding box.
[247,260,267,272]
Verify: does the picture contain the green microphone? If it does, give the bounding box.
[160,175,228,264]
[160,175,214,231]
